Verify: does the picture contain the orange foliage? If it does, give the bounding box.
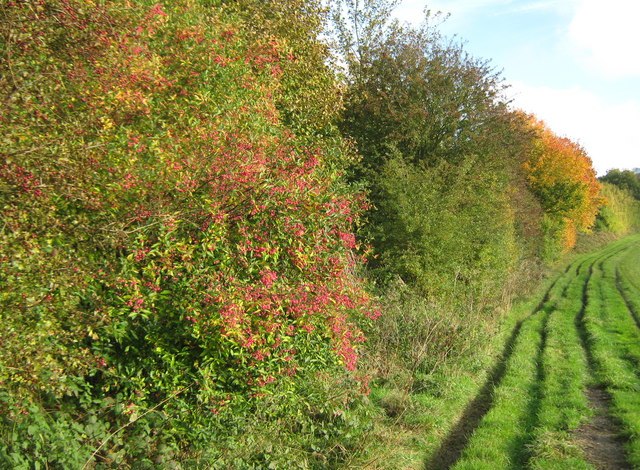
[564,219,578,251]
[523,116,603,250]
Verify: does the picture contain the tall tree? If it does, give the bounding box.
[524,117,603,254]
[600,168,640,200]
[331,0,535,307]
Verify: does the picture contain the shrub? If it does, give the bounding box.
[595,182,640,235]
[1,0,374,464]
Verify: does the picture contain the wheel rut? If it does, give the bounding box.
[574,252,631,470]
[615,267,640,330]
[425,271,565,469]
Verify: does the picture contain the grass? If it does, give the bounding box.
[599,252,640,368]
[451,256,587,469]
[451,309,547,469]
[582,236,640,467]
[616,242,640,328]
[526,259,593,470]
[344,268,564,469]
[346,235,640,469]
[448,236,640,469]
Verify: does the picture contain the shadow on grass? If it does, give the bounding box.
[423,321,522,469]
[424,303,557,468]
[423,260,593,470]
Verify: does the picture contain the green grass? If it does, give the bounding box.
[451,236,640,469]
[616,242,640,327]
[599,252,640,368]
[618,242,640,292]
[346,235,640,469]
[582,237,640,467]
[451,262,579,469]
[343,267,565,469]
[451,310,547,469]
[526,260,593,470]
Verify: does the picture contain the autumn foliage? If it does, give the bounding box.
[524,117,602,252]
[0,0,620,466]
[1,0,373,465]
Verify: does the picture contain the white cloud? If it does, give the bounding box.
[509,82,640,175]
[416,0,509,15]
[506,1,561,13]
[567,0,640,78]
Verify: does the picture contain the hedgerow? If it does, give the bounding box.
[0,0,375,465]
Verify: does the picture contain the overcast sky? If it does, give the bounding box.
[393,0,640,175]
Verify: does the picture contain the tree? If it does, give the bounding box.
[600,168,640,200]
[524,117,602,254]
[331,1,532,306]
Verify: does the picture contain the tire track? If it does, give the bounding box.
[522,253,598,468]
[575,248,632,470]
[598,251,640,376]
[615,267,640,330]
[426,262,579,469]
[575,252,598,369]
[576,247,629,368]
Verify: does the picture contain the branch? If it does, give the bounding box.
[82,385,192,469]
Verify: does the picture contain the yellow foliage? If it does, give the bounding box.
[523,116,603,254]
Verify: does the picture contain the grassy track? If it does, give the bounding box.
[440,235,640,469]
[584,241,640,466]
[616,242,640,329]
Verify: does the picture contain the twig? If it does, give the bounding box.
[2,142,108,158]
[82,385,191,469]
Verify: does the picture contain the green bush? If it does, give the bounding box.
[370,155,517,305]
[595,182,640,235]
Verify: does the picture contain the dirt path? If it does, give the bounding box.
[575,387,632,470]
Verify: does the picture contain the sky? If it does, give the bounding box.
[392,0,640,175]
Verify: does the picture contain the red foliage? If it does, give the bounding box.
[1,0,376,419]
